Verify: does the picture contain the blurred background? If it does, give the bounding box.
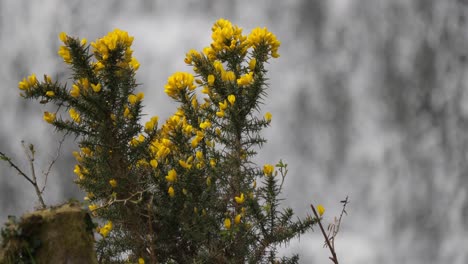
[1,0,468,263]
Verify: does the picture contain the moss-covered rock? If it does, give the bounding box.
[1,202,97,264]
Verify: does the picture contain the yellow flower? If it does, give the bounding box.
[216,110,225,118]
[43,111,56,124]
[73,164,83,179]
[224,218,231,230]
[228,95,236,105]
[45,75,52,84]
[179,159,192,170]
[249,58,257,71]
[18,74,38,91]
[69,108,81,123]
[206,176,212,187]
[209,158,217,167]
[109,179,117,188]
[234,214,242,225]
[88,204,98,211]
[237,72,254,87]
[247,27,281,58]
[263,164,274,176]
[164,72,196,99]
[138,258,145,264]
[59,32,68,43]
[91,83,102,93]
[80,38,87,46]
[235,193,245,204]
[264,112,272,122]
[150,159,158,168]
[136,92,144,101]
[57,46,72,63]
[221,71,236,82]
[128,94,138,105]
[168,186,175,197]
[208,74,215,85]
[165,169,177,182]
[219,100,228,110]
[130,57,140,70]
[46,91,55,97]
[317,204,325,216]
[184,49,200,64]
[70,84,80,98]
[124,107,131,118]
[200,120,211,130]
[99,221,113,237]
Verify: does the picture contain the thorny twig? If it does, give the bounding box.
[310,196,349,264]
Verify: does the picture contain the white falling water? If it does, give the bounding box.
[1,0,467,263]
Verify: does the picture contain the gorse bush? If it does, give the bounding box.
[16,19,324,263]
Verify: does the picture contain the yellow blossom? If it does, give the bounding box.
[18,74,38,91]
[70,84,80,98]
[210,158,216,167]
[99,221,113,237]
[247,27,281,58]
[228,95,236,105]
[59,32,68,43]
[91,83,102,93]
[221,71,236,82]
[179,159,192,170]
[88,204,98,211]
[200,120,211,130]
[206,176,212,187]
[168,186,175,197]
[80,38,87,46]
[249,58,257,71]
[136,92,144,101]
[184,49,200,64]
[263,164,274,176]
[237,72,254,87]
[138,258,145,264]
[234,193,245,204]
[216,111,225,118]
[57,46,72,63]
[46,91,55,97]
[165,169,177,182]
[130,57,140,70]
[45,75,52,84]
[69,108,81,123]
[235,214,242,225]
[317,204,325,216]
[264,112,272,122]
[164,72,196,99]
[43,111,56,124]
[109,179,117,188]
[208,75,215,86]
[145,116,159,132]
[128,94,138,105]
[224,218,231,230]
[124,107,131,118]
[150,159,158,168]
[219,100,228,110]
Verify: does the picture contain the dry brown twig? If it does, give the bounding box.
[0,136,67,210]
[310,196,349,264]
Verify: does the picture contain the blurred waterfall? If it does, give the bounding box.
[1,0,468,263]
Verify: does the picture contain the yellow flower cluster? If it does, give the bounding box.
[247,27,281,58]
[207,18,248,58]
[91,28,134,60]
[43,111,56,124]
[99,221,113,237]
[70,78,101,98]
[69,108,81,123]
[263,164,274,176]
[18,74,38,91]
[164,72,196,99]
[317,204,325,216]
